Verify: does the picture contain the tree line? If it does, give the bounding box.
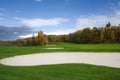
[48,25,120,44]
[0,24,120,46]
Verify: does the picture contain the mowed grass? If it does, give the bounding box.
[0,42,120,59]
[0,64,120,80]
[52,42,120,52]
[0,42,120,80]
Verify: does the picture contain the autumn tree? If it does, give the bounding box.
[36,31,48,46]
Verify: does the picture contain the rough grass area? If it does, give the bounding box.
[0,64,120,80]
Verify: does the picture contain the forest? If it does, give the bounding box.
[0,23,120,46]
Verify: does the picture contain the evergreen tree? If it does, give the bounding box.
[105,22,111,27]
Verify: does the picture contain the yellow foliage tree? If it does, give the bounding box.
[37,31,48,46]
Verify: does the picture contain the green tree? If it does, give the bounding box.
[105,22,111,27]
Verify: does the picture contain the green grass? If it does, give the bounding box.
[0,42,120,80]
[0,64,120,80]
[52,42,120,52]
[0,42,120,59]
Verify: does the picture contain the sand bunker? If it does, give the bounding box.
[0,52,120,68]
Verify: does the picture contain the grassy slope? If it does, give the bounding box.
[0,42,120,80]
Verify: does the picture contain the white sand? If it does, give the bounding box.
[0,52,120,68]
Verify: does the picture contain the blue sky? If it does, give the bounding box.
[0,0,120,40]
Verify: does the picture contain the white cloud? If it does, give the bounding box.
[76,9,120,29]
[114,9,120,16]
[0,8,6,11]
[14,17,69,27]
[76,15,108,28]
[19,29,73,38]
[13,32,17,34]
[19,33,38,38]
[35,0,43,2]
[45,29,75,35]
[19,29,74,38]
[109,10,120,25]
